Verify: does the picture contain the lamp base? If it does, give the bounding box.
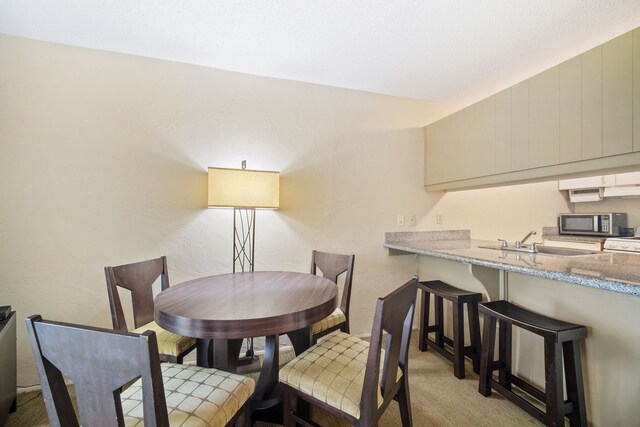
[237,354,259,366]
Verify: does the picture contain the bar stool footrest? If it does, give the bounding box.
[425,338,454,362]
[491,379,546,424]
[510,375,545,403]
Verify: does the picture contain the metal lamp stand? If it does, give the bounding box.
[233,207,258,366]
[233,208,256,273]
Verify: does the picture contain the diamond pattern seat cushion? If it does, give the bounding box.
[121,362,255,427]
[279,331,400,420]
[310,308,347,336]
[132,321,197,358]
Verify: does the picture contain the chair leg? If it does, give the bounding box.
[397,376,413,427]
[468,301,481,374]
[478,314,496,396]
[435,296,444,348]
[342,320,350,334]
[563,340,587,427]
[236,401,251,427]
[452,302,465,379]
[418,289,430,351]
[283,385,296,427]
[544,339,564,427]
[498,320,512,389]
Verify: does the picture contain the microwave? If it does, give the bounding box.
[558,213,627,236]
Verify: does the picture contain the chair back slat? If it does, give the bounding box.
[26,315,169,427]
[310,250,355,314]
[105,256,169,331]
[361,277,418,420]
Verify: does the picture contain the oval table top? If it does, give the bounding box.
[155,271,338,339]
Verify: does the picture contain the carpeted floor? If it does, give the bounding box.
[6,335,543,426]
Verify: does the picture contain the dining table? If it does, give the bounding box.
[154,270,337,414]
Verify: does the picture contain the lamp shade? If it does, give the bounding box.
[208,167,279,209]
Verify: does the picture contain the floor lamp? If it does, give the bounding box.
[207,161,280,363]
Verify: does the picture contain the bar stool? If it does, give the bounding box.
[478,300,587,427]
[418,280,482,379]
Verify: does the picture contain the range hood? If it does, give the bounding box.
[559,171,640,202]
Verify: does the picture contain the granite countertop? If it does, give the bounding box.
[384,230,640,297]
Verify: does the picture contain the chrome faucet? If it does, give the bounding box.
[515,230,537,249]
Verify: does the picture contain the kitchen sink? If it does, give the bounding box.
[478,244,600,257]
[535,246,600,256]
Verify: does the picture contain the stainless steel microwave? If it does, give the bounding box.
[558,213,627,236]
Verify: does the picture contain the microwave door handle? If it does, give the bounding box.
[594,215,599,232]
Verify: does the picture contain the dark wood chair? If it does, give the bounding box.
[0,310,16,426]
[105,256,197,363]
[280,276,418,427]
[309,250,355,343]
[26,315,255,427]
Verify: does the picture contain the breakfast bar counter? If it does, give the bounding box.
[385,230,640,426]
[384,230,640,297]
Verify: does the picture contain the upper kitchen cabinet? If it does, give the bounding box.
[510,81,529,171]
[425,112,463,185]
[494,89,512,174]
[581,45,603,159]
[462,96,495,179]
[528,66,560,168]
[559,56,582,163]
[425,26,640,191]
[602,32,633,157]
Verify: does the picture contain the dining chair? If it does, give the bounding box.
[25,315,255,427]
[105,256,197,363]
[309,250,355,343]
[279,276,418,427]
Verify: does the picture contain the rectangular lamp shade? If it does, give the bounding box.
[208,167,280,209]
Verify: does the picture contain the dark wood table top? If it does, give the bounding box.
[155,271,338,339]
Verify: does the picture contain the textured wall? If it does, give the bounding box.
[0,34,449,387]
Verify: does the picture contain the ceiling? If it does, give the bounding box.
[1,1,640,107]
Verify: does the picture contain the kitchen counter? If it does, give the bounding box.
[386,230,640,426]
[384,230,640,297]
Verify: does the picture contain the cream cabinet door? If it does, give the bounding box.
[425,113,463,185]
[559,56,582,163]
[529,66,560,168]
[582,45,603,160]
[511,81,529,171]
[494,89,512,174]
[462,96,495,179]
[602,32,633,157]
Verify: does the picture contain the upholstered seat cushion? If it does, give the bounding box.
[133,321,196,357]
[121,363,255,427]
[311,308,346,335]
[279,331,401,420]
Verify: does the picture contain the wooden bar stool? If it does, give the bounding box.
[418,280,482,379]
[478,300,588,427]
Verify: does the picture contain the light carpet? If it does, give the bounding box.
[6,334,543,426]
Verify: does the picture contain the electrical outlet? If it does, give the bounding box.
[397,214,405,226]
[409,214,416,226]
[436,214,443,225]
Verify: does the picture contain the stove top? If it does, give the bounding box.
[604,231,640,252]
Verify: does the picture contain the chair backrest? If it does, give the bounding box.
[360,276,418,424]
[310,250,355,316]
[105,256,169,332]
[25,315,168,427]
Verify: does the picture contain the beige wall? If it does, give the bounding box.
[0,34,451,387]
